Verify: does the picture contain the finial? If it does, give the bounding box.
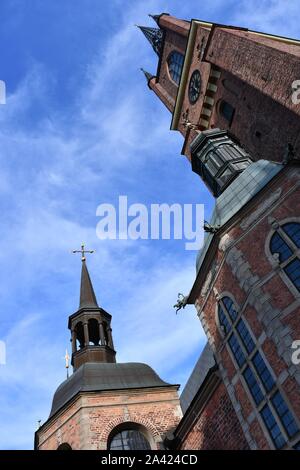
[64,349,70,379]
[37,420,42,429]
[72,243,95,262]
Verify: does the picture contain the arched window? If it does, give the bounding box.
[270,222,300,292]
[167,51,184,85]
[75,322,84,350]
[219,100,235,124]
[88,318,100,346]
[57,443,72,450]
[218,295,299,449]
[109,428,151,450]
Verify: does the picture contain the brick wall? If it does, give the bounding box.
[37,386,181,450]
[210,70,300,163]
[151,19,300,165]
[194,166,300,449]
[180,381,249,450]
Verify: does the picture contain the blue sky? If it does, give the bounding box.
[0,0,299,450]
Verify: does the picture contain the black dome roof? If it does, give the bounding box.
[50,362,173,418]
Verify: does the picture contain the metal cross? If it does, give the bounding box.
[72,243,95,261]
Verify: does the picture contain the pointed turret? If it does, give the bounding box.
[140,68,154,82]
[140,68,155,87]
[136,25,163,56]
[79,260,99,309]
[148,13,170,26]
[69,244,116,370]
[148,14,160,24]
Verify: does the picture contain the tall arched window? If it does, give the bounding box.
[270,222,300,292]
[218,296,299,449]
[108,425,151,450]
[167,51,184,85]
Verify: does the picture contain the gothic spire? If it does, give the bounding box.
[140,68,155,83]
[136,25,163,56]
[79,259,99,309]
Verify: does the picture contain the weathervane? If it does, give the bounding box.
[72,243,95,262]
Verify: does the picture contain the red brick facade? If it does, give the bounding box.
[188,166,300,449]
[152,15,300,163]
[145,14,300,450]
[180,381,249,450]
[37,387,181,450]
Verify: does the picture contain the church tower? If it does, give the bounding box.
[140,15,300,450]
[69,253,116,369]
[140,14,300,163]
[35,247,181,450]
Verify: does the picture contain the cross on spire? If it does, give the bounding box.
[72,243,99,309]
[72,243,95,262]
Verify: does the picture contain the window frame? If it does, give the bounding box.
[109,429,151,451]
[217,294,300,449]
[166,50,184,86]
[107,422,154,451]
[267,220,300,297]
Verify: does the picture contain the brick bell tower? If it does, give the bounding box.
[35,246,181,450]
[140,15,300,450]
